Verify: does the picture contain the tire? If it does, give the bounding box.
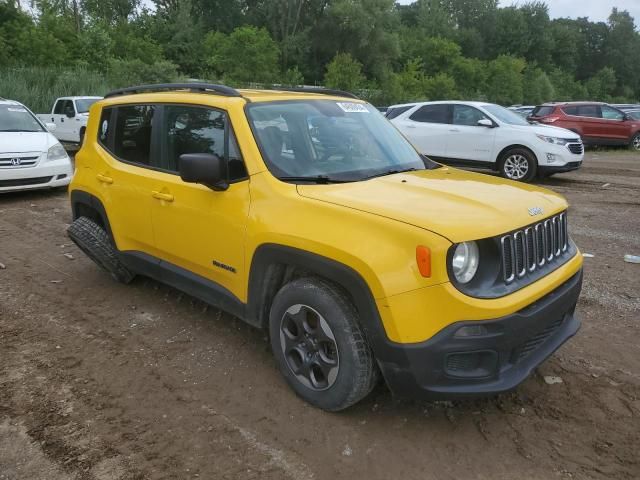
[269,277,378,411]
[79,128,86,146]
[630,132,640,152]
[499,148,537,182]
[67,216,135,284]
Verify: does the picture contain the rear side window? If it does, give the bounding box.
[532,106,555,117]
[163,105,247,180]
[562,106,578,115]
[576,105,600,118]
[386,105,413,120]
[410,104,451,124]
[113,105,156,166]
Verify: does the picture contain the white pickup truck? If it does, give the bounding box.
[38,96,102,144]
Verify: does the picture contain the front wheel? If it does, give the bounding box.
[499,148,537,182]
[269,277,378,411]
[630,132,640,151]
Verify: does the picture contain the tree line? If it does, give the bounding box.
[1,0,639,106]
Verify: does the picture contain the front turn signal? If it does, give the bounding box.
[416,245,431,278]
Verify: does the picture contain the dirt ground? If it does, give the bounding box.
[1,151,639,480]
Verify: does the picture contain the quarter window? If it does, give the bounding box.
[113,105,155,166]
[98,107,112,145]
[410,104,451,124]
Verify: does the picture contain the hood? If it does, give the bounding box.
[509,123,578,139]
[0,131,55,154]
[297,167,568,243]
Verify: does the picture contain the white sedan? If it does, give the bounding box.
[388,101,584,182]
[0,99,73,193]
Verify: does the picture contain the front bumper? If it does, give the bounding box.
[377,269,582,399]
[539,161,582,175]
[0,158,73,193]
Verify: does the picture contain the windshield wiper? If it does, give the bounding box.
[364,167,420,180]
[278,175,352,184]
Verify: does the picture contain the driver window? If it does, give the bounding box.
[601,106,624,121]
[453,105,489,126]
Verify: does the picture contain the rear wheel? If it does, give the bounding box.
[499,148,537,182]
[67,216,135,284]
[269,277,378,411]
[630,132,640,151]
[79,128,86,146]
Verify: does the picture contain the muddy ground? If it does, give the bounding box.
[1,151,639,480]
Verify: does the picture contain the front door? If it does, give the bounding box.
[445,104,497,163]
[150,104,250,300]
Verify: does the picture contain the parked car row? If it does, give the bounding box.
[388,101,584,182]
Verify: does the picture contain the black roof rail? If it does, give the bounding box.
[270,86,360,100]
[104,83,242,99]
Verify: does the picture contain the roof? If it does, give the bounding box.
[0,99,22,106]
[57,96,103,100]
[539,101,606,106]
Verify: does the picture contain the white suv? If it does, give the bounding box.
[389,101,584,182]
[0,98,73,193]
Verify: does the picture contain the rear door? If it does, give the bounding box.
[94,104,158,253]
[393,104,451,157]
[445,104,497,163]
[52,99,67,138]
[575,105,603,140]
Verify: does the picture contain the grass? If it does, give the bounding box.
[0,66,112,113]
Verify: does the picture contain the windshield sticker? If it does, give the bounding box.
[337,102,369,113]
[7,108,27,113]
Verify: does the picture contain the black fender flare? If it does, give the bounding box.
[246,244,398,363]
[70,190,114,241]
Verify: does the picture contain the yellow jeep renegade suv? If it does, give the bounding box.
[68,83,583,411]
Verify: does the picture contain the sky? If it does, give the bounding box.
[398,0,640,23]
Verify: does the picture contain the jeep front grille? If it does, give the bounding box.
[501,212,568,283]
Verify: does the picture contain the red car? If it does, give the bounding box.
[529,102,640,151]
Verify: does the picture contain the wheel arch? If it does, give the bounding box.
[246,244,389,358]
[497,144,538,165]
[70,190,114,240]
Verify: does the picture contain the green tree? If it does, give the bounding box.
[485,55,525,105]
[204,26,280,83]
[324,52,365,91]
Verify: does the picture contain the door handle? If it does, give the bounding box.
[96,174,113,184]
[449,129,460,132]
[406,125,417,129]
[61,118,64,123]
[152,191,174,202]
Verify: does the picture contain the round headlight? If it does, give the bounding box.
[452,241,480,284]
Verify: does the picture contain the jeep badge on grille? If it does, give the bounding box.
[528,207,544,216]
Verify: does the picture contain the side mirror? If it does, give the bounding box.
[66,110,75,118]
[179,153,228,191]
[46,122,57,132]
[477,118,494,128]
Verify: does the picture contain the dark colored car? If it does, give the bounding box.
[528,102,640,151]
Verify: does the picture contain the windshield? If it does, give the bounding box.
[247,100,433,182]
[483,104,530,126]
[76,98,100,113]
[0,104,44,132]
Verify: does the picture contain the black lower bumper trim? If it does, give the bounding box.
[539,161,582,174]
[377,269,583,399]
